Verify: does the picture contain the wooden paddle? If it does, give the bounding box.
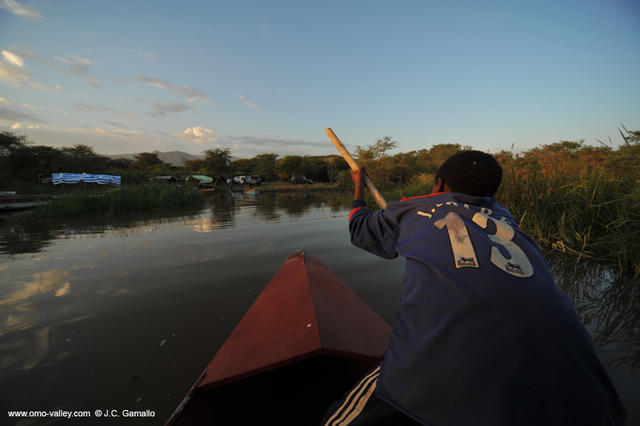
[325,128,388,209]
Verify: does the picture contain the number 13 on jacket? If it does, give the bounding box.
[432,210,534,277]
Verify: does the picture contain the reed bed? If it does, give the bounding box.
[495,144,639,276]
[33,183,204,217]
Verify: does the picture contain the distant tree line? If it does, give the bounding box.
[1,132,132,188]
[0,131,352,188]
[3,128,638,192]
[1,130,463,190]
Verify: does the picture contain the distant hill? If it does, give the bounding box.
[107,151,204,167]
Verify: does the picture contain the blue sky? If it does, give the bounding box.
[1,0,639,157]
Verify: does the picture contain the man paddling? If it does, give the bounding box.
[323,150,626,425]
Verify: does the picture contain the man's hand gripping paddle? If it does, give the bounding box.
[325,128,387,210]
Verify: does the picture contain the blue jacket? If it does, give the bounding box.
[349,193,626,426]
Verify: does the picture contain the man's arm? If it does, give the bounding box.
[348,168,399,259]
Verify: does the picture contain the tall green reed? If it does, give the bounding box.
[33,183,204,217]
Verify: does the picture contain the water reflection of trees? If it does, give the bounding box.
[0,220,62,254]
[0,208,204,255]
[254,192,351,220]
[274,193,316,217]
[179,192,238,232]
[0,192,352,254]
[253,193,280,221]
[209,192,236,228]
[551,258,640,375]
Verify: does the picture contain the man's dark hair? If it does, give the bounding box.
[436,150,502,197]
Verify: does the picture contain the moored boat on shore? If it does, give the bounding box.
[0,194,54,211]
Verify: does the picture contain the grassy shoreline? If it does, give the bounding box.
[495,149,639,277]
[28,183,205,218]
[247,182,340,193]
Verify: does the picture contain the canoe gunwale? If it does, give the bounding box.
[166,368,207,425]
[201,347,382,391]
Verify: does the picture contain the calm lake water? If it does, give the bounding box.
[1,192,638,425]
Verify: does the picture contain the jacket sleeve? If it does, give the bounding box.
[348,200,399,259]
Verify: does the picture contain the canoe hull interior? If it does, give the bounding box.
[170,353,380,425]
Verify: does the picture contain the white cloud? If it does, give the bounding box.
[1,48,95,87]
[66,127,110,136]
[0,100,67,121]
[130,49,155,58]
[0,104,44,123]
[2,50,24,67]
[30,81,63,91]
[111,129,141,137]
[0,50,73,90]
[216,135,331,158]
[54,55,98,66]
[63,126,147,140]
[11,122,39,129]
[224,135,327,149]
[73,55,98,66]
[172,127,215,144]
[135,76,211,104]
[85,76,101,87]
[0,0,43,22]
[8,47,34,59]
[237,94,268,112]
[54,55,100,87]
[0,59,30,86]
[148,101,191,117]
[15,102,66,116]
[102,120,126,129]
[72,103,135,119]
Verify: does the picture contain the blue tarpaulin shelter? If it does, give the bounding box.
[52,173,121,185]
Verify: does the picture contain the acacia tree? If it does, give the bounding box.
[276,155,304,180]
[61,144,108,172]
[416,144,465,174]
[133,152,164,170]
[390,151,419,186]
[0,132,26,186]
[62,144,96,157]
[0,131,28,156]
[356,136,397,162]
[0,132,71,185]
[324,155,349,183]
[254,153,277,182]
[203,148,232,177]
[233,158,253,175]
[355,136,398,185]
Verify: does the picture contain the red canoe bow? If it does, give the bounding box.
[167,250,392,425]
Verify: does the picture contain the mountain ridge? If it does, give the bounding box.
[106,151,204,167]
